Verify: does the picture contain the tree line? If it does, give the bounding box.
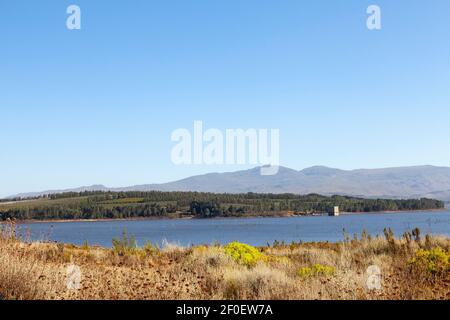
[0,191,444,221]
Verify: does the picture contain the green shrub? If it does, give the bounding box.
[142,241,158,255]
[297,264,336,278]
[224,242,266,267]
[112,229,137,256]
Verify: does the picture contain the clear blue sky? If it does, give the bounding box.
[1,0,450,197]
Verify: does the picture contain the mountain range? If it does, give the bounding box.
[8,165,450,201]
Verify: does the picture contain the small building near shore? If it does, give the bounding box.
[329,206,340,216]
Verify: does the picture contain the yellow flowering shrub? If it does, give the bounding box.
[223,242,266,267]
[409,247,450,275]
[297,264,336,278]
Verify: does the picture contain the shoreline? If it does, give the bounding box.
[2,232,449,300]
[6,208,448,225]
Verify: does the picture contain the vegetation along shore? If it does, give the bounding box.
[0,191,444,222]
[0,222,448,300]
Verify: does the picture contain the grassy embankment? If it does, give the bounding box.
[0,221,449,300]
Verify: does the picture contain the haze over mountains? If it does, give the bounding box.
[8,165,450,201]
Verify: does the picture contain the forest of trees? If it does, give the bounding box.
[0,191,444,221]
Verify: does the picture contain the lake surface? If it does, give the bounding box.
[17,210,450,247]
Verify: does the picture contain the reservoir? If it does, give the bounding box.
[16,210,450,248]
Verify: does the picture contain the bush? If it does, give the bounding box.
[223,265,293,299]
[297,264,336,278]
[409,247,449,275]
[224,242,266,267]
[142,241,158,255]
[191,245,230,267]
[112,229,137,256]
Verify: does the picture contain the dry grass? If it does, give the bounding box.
[0,221,449,300]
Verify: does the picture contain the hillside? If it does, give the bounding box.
[8,165,450,201]
[0,191,444,221]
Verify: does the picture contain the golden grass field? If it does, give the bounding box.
[0,221,449,300]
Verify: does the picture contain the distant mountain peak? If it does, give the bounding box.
[5,165,450,201]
